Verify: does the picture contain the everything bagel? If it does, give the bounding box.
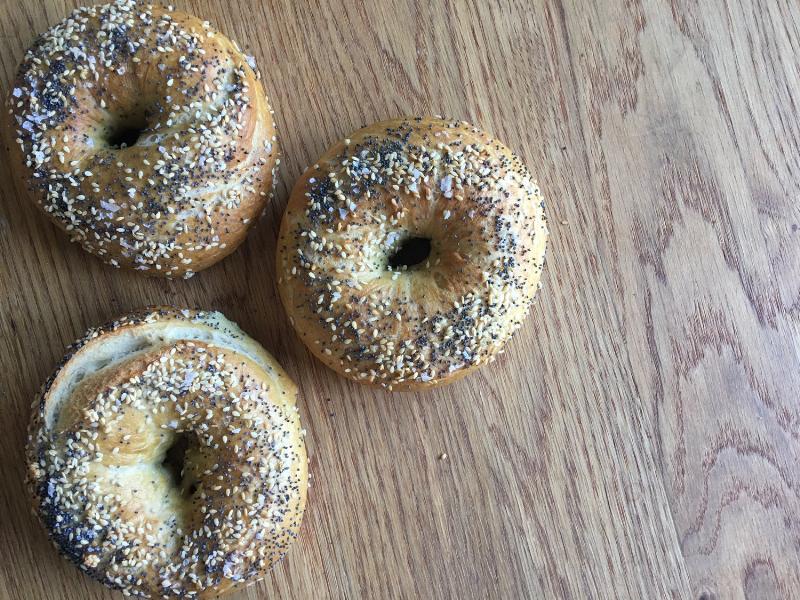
[5,1,278,277]
[277,117,548,390]
[27,308,307,597]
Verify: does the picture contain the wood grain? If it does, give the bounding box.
[0,0,797,598]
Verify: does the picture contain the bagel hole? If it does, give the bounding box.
[105,114,148,149]
[161,432,195,496]
[388,236,431,270]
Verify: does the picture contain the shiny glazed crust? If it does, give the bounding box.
[27,308,307,598]
[277,117,548,390]
[5,1,278,277]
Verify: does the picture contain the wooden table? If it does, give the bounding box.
[1,1,798,598]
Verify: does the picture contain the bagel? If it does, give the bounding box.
[276,117,548,390]
[27,308,308,598]
[5,1,278,277]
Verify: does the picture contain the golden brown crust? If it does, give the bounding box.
[276,116,548,391]
[5,1,279,277]
[27,308,307,598]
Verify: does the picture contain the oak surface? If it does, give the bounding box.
[1,1,798,599]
